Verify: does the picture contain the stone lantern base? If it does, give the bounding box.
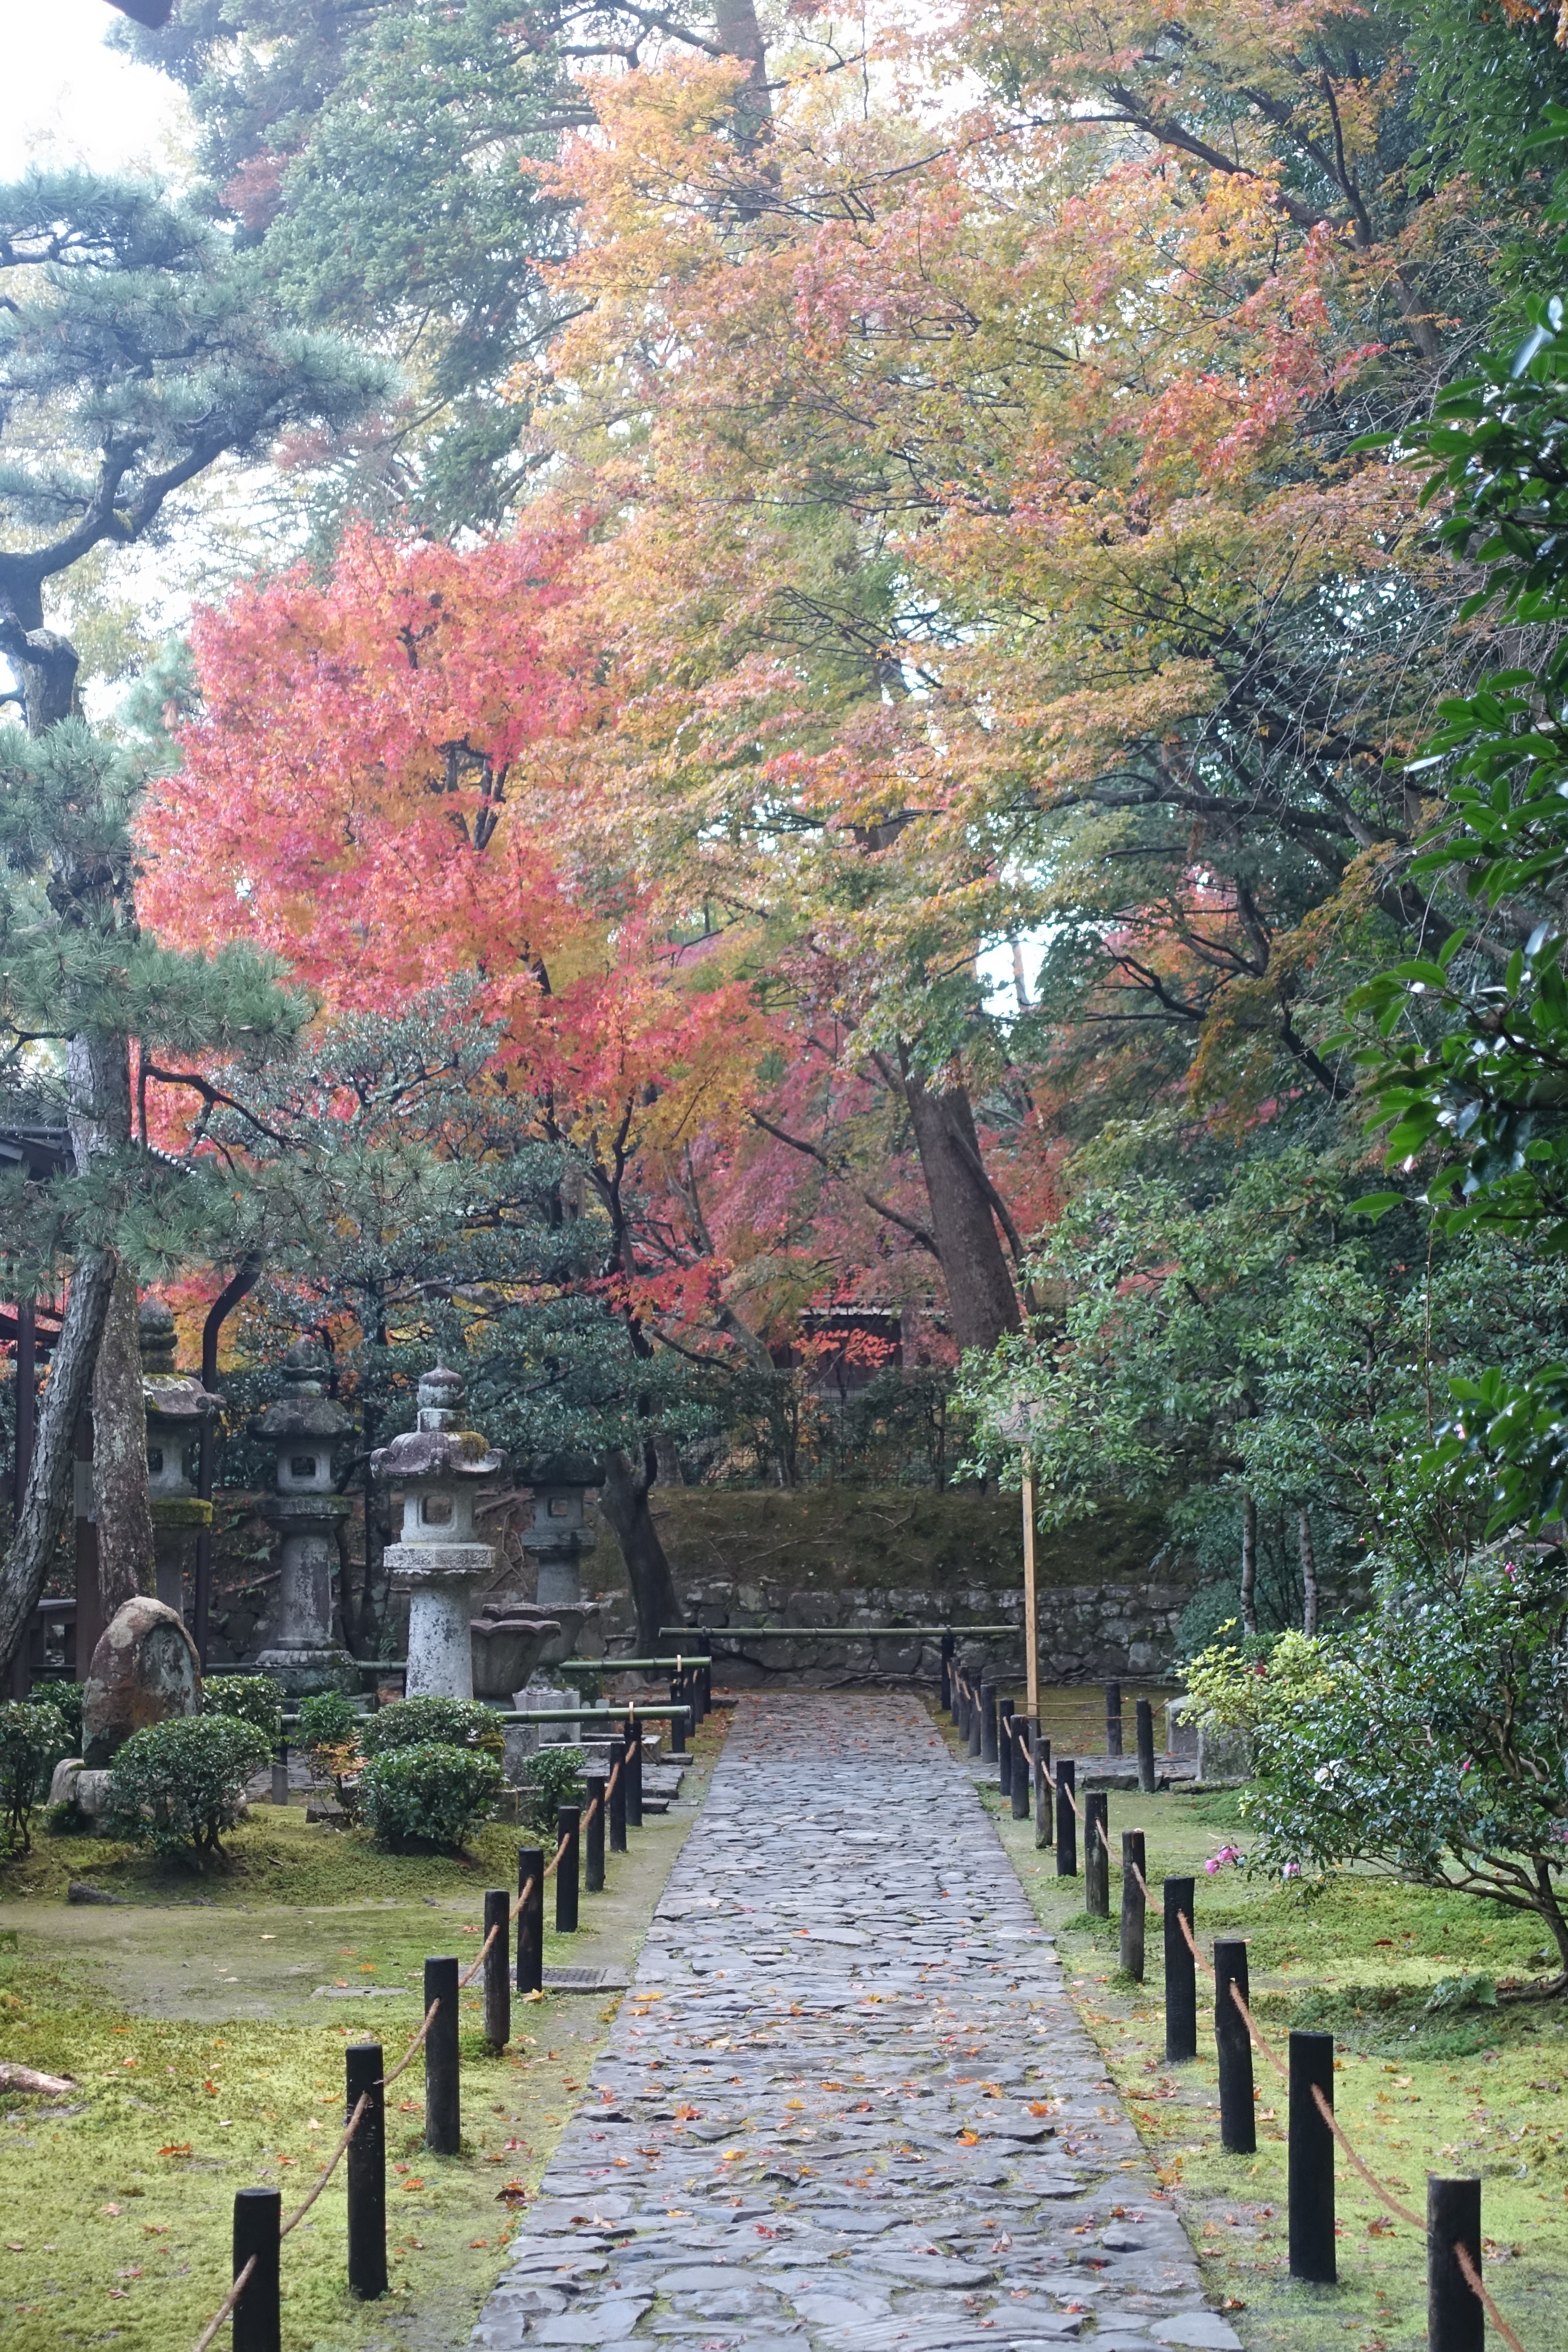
[388,1540,494,1700]
[252,1641,353,1699]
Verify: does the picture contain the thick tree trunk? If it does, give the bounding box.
[0,1249,119,1678]
[1297,1504,1319,1637]
[65,1028,152,1618]
[599,1443,681,1651]
[714,0,772,141]
[92,1267,154,1613]
[901,1069,1022,1352]
[1240,1494,1259,1637]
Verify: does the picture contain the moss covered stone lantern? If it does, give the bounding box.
[251,1335,354,1695]
[374,1362,504,1699]
[138,1299,220,1619]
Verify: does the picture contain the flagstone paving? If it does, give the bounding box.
[472,1694,1238,2352]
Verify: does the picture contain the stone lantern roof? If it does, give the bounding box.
[371,1361,504,1486]
[250,1335,353,1445]
[138,1298,220,1428]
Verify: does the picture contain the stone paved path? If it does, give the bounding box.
[472,1696,1238,2352]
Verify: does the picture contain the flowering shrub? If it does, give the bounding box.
[1204,1844,1246,1876]
[1226,1554,1568,1989]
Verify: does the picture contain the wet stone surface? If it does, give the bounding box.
[472,1696,1236,2352]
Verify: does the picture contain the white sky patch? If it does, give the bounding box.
[0,1,191,183]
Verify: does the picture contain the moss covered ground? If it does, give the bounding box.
[954,1690,1568,2352]
[0,1711,726,2350]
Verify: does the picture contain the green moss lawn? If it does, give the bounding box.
[0,1713,726,2350]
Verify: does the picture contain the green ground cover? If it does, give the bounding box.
[955,1695,1568,2352]
[0,1713,726,2350]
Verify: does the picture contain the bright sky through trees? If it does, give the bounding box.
[0,1,188,181]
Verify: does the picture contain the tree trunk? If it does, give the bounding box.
[0,1248,119,1678]
[599,1442,681,1651]
[92,1266,154,1614]
[65,1027,151,1619]
[1240,1494,1259,1637]
[901,1069,1022,1352]
[1297,1504,1319,1638]
[714,0,772,141]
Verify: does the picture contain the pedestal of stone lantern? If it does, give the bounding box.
[251,1337,354,1695]
[374,1363,504,1702]
[138,1301,220,1620]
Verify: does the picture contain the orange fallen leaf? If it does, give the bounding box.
[401,2178,425,2192]
[157,2145,190,2160]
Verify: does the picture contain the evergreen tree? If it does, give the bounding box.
[0,171,380,1677]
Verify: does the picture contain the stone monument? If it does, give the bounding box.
[138,1299,220,1618]
[251,1336,355,1695]
[51,1594,204,1819]
[519,1456,599,1609]
[374,1362,503,1700]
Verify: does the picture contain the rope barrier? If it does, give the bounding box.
[192,2256,257,2352]
[186,1739,640,2346]
[380,1997,442,2091]
[966,1700,1531,2352]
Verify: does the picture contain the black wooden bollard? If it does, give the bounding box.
[270,1736,289,1809]
[698,1629,713,1718]
[1288,2030,1336,2283]
[1136,1697,1157,1795]
[940,1631,954,1714]
[957,1671,971,1743]
[232,2186,281,2352]
[556,1804,581,1934]
[1011,1716,1034,1820]
[1429,2175,1484,2352]
[1213,1939,1255,2153]
[1084,1792,1109,1916]
[608,1737,628,1853]
[980,1680,999,1764]
[625,1718,643,1828]
[345,2040,387,2301]
[585,1775,606,1893]
[424,1956,460,2155]
[671,1678,688,1752]
[483,1889,510,2050]
[1055,1757,1078,1877]
[515,1845,544,1996]
[1105,1681,1123,1756]
[1163,1877,1197,2062]
[1119,1830,1145,1980]
[967,1677,983,1757]
[1033,1733,1051,1850]
[997,1698,1014,1797]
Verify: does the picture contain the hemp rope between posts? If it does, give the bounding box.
[1002,1750,1531,2352]
[191,2255,257,2352]
[187,1790,601,2347]
[1174,1915,1532,2352]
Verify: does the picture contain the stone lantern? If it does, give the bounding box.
[519,1453,600,1609]
[138,1300,220,1619]
[374,1362,504,1699]
[251,1336,355,1694]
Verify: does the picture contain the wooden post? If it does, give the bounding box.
[1021,1451,1039,1723]
[345,2041,387,2300]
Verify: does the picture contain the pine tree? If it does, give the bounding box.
[0,170,380,1677]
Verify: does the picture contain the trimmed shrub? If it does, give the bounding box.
[28,1680,82,1756]
[298,1689,364,1819]
[104,1714,271,1859]
[200,1674,285,1744]
[0,1699,68,1852]
[360,1696,503,1762]
[522,1744,585,1837]
[359,1741,502,1851]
